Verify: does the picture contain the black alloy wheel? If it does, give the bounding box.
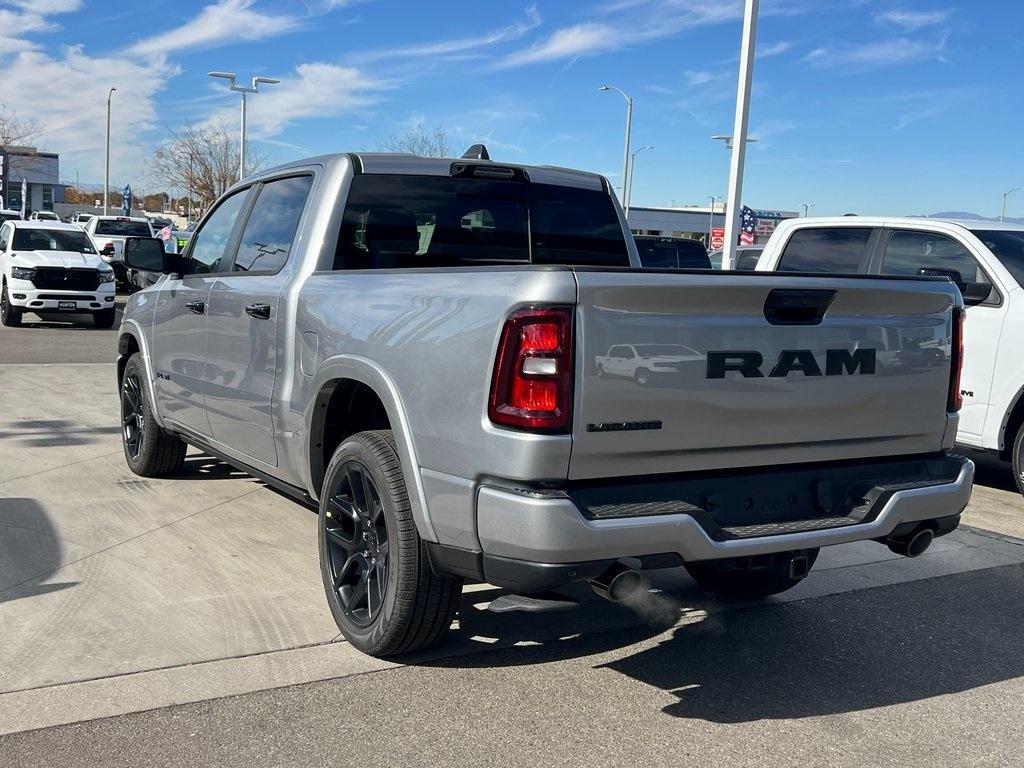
[323,461,390,627]
[122,370,145,462]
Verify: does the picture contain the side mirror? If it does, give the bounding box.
[124,237,173,274]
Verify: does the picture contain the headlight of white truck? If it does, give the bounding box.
[10,266,35,281]
[99,270,115,283]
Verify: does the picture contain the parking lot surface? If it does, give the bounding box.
[1,317,1023,766]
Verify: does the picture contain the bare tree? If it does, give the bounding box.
[148,121,266,212]
[378,124,452,158]
[0,106,40,151]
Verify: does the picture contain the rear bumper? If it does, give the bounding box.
[471,454,973,590]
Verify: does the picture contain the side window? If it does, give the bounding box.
[0,224,9,252]
[184,189,250,274]
[777,227,873,273]
[232,176,313,273]
[881,230,990,285]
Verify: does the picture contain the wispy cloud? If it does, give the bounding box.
[875,8,952,30]
[759,40,793,57]
[684,69,725,85]
[352,5,541,64]
[804,36,948,71]
[127,0,303,57]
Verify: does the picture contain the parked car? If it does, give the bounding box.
[755,216,1024,493]
[28,210,61,222]
[634,235,711,269]
[709,245,764,270]
[0,209,20,224]
[117,150,972,658]
[0,220,117,327]
[83,215,154,286]
[68,212,95,227]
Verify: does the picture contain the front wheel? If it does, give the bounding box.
[1,282,22,327]
[319,430,462,657]
[685,548,819,598]
[121,353,187,476]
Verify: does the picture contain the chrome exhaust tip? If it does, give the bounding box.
[590,562,649,603]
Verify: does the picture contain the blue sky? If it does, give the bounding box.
[1,0,1021,217]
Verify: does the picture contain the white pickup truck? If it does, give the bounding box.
[756,216,1024,494]
[83,215,154,286]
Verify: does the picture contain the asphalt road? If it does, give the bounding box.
[0,297,124,364]
[0,310,1022,767]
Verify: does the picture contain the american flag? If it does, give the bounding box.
[739,206,756,246]
[158,225,173,242]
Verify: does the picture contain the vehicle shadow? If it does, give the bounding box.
[0,497,77,604]
[420,564,1024,723]
[961,447,1018,494]
[19,308,123,331]
[0,419,119,448]
[174,454,252,481]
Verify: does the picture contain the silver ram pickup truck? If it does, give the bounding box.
[117,148,974,658]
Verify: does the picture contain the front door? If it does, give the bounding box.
[152,187,253,437]
[202,174,314,466]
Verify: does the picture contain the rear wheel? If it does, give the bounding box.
[685,548,819,598]
[120,353,187,477]
[634,368,650,386]
[319,430,462,657]
[93,308,117,329]
[1,282,22,327]
[1012,424,1024,497]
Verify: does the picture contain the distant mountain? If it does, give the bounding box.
[924,211,1024,225]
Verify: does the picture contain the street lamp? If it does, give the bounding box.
[209,71,280,181]
[802,202,814,217]
[599,84,634,214]
[104,87,116,216]
[1001,187,1022,222]
[710,134,758,150]
[707,194,722,248]
[627,145,654,208]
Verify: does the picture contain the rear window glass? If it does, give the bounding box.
[95,219,152,237]
[335,174,628,269]
[13,228,96,253]
[635,237,710,269]
[777,227,872,273]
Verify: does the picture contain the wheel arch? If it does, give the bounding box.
[998,383,1024,460]
[117,320,166,429]
[306,355,437,542]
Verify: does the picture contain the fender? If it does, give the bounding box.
[305,354,438,543]
[117,319,167,430]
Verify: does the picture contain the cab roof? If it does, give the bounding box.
[8,219,80,232]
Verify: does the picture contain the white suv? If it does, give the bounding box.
[0,220,117,328]
[757,216,1024,493]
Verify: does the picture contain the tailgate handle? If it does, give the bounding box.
[763,289,835,326]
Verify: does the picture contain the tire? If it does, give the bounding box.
[1,282,22,327]
[120,352,187,477]
[319,430,462,657]
[1012,424,1024,497]
[634,368,650,386]
[93,308,117,329]
[685,548,819,598]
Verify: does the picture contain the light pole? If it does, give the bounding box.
[599,85,634,214]
[802,202,814,217]
[209,71,280,181]
[720,0,759,270]
[1001,187,1022,222]
[627,145,654,208]
[104,87,116,216]
[707,194,721,248]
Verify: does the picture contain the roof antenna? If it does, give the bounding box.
[461,144,490,160]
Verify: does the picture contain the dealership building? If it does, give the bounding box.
[0,146,65,214]
[627,204,798,247]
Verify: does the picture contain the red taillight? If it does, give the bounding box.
[488,307,573,432]
[948,307,965,412]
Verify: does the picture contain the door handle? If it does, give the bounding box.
[185,300,205,315]
[245,303,271,320]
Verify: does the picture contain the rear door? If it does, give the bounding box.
[203,173,314,466]
[570,270,959,479]
[152,187,253,436]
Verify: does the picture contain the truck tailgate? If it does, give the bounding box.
[570,270,959,480]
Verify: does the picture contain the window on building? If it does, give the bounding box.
[42,187,53,211]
